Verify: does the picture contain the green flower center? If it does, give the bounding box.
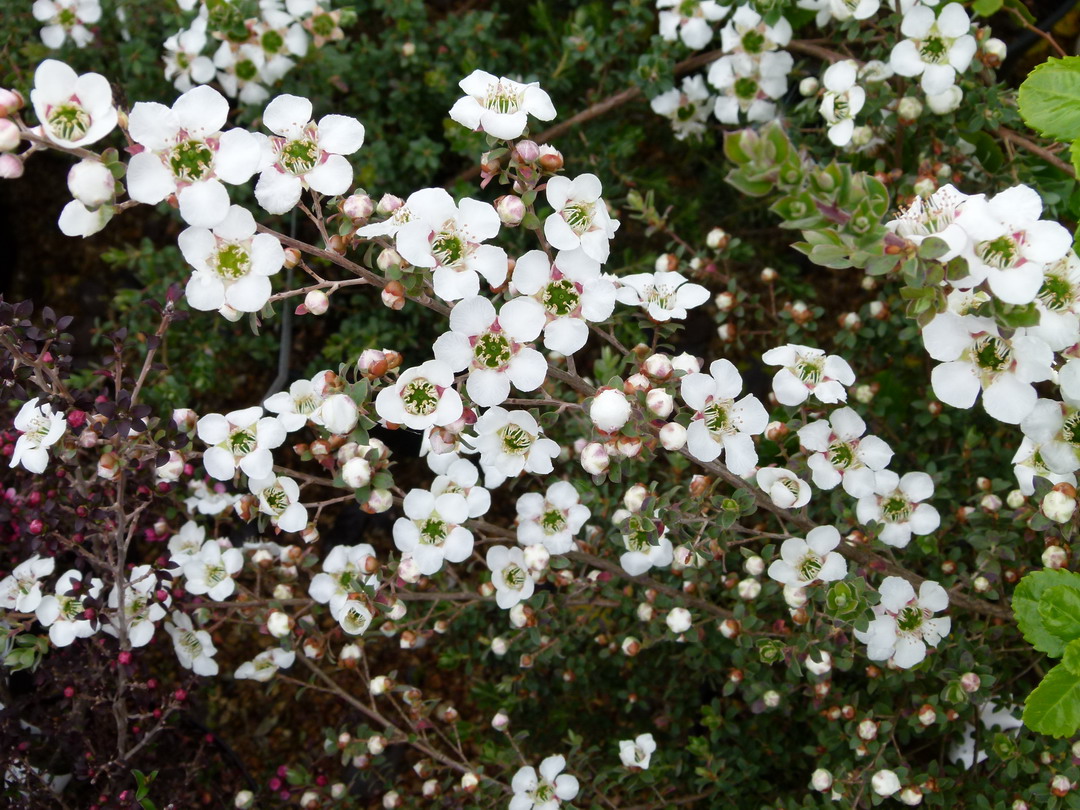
[236,59,258,82]
[47,103,91,142]
[563,201,595,235]
[261,29,285,53]
[170,139,214,182]
[828,440,856,469]
[896,605,924,633]
[919,35,948,64]
[795,355,825,384]
[543,278,580,317]
[295,393,320,414]
[734,77,758,100]
[280,137,320,175]
[1064,412,1080,447]
[58,8,77,27]
[473,331,512,369]
[180,629,203,657]
[541,508,567,534]
[344,606,369,631]
[703,399,734,437]
[741,30,766,54]
[401,378,440,416]
[976,235,1020,270]
[59,594,82,621]
[419,517,448,546]
[798,553,823,582]
[205,564,227,586]
[228,427,257,455]
[498,423,534,455]
[432,231,469,268]
[502,563,526,589]
[881,494,913,523]
[214,242,251,280]
[312,13,336,37]
[1039,272,1075,312]
[483,82,523,114]
[262,483,289,514]
[970,335,1011,373]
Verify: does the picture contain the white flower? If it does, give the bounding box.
[235,647,295,681]
[393,488,474,576]
[254,94,365,215]
[487,546,535,609]
[799,0,878,24]
[616,270,710,321]
[516,481,590,554]
[681,359,769,475]
[0,555,55,613]
[767,526,847,586]
[872,769,902,797]
[9,397,65,474]
[1012,399,1080,494]
[164,17,216,92]
[33,0,99,48]
[955,184,1072,305]
[762,344,855,406]
[213,41,270,105]
[856,471,940,548]
[921,312,1052,424]
[337,600,373,635]
[819,60,865,147]
[104,565,168,647]
[168,520,207,564]
[127,85,260,227]
[798,407,893,497]
[376,360,463,430]
[708,52,793,124]
[58,200,113,237]
[650,74,713,141]
[67,159,114,209]
[432,296,546,407]
[315,393,359,435]
[666,607,693,633]
[249,474,307,532]
[619,511,674,576]
[886,183,974,264]
[180,205,285,313]
[36,569,101,646]
[309,544,379,620]
[467,407,559,478]
[889,3,976,95]
[431,458,490,518]
[183,540,244,601]
[510,248,617,355]
[264,374,325,432]
[618,733,657,769]
[591,388,632,433]
[721,6,791,54]
[658,0,728,49]
[185,479,241,516]
[756,467,811,508]
[31,60,116,148]
[1027,252,1080,351]
[854,577,951,668]
[544,174,620,263]
[197,407,286,480]
[926,84,963,114]
[166,611,219,676]
[510,755,579,810]
[449,70,556,140]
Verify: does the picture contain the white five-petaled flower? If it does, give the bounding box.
[31,60,117,148]
[104,564,168,647]
[253,93,365,215]
[720,6,792,55]
[681,359,769,475]
[889,3,976,96]
[393,188,508,301]
[213,41,271,106]
[33,0,100,48]
[180,204,285,314]
[798,407,894,498]
[449,70,556,140]
[0,555,56,613]
[432,295,546,407]
[763,344,855,407]
[650,74,714,141]
[248,474,308,532]
[922,312,1053,424]
[431,458,491,518]
[467,407,559,478]
[166,611,219,676]
[1027,251,1080,351]
[767,526,847,586]
[854,577,951,668]
[264,374,325,432]
[235,647,295,681]
[657,0,729,49]
[163,17,216,92]
[616,270,710,322]
[337,600,373,635]
[196,407,286,481]
[1011,399,1080,495]
[393,488,474,576]
[955,184,1073,306]
[798,0,879,25]
[516,481,590,554]
[756,467,812,509]
[510,755,580,810]
[708,52,794,124]
[856,471,941,548]
[183,540,244,601]
[618,733,657,770]
[36,569,101,647]
[819,60,865,147]
[544,174,620,264]
[886,183,975,266]
[308,544,379,620]
[619,510,674,576]
[10,397,66,474]
[486,546,536,609]
[376,359,463,431]
[511,248,617,355]
[127,85,260,227]
[168,520,207,565]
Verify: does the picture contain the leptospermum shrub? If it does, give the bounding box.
[6,0,1080,807]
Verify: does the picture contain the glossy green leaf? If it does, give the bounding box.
[1039,585,1080,641]
[1018,57,1080,142]
[1022,663,1080,737]
[1013,569,1080,657]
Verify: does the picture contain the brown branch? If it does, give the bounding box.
[997,127,1076,179]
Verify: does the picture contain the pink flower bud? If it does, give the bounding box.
[580,441,610,474]
[0,153,24,179]
[495,195,525,226]
[514,140,540,163]
[342,457,372,488]
[617,435,642,458]
[356,348,389,378]
[364,488,393,514]
[0,88,25,117]
[659,422,686,451]
[343,193,375,220]
[0,119,19,153]
[376,194,403,215]
[645,389,673,418]
[304,290,329,315]
[643,353,673,381]
[537,145,563,172]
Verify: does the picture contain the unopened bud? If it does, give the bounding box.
[580,442,610,475]
[381,280,406,310]
[303,289,329,315]
[0,153,24,179]
[760,267,778,283]
[343,193,375,220]
[799,77,820,96]
[643,353,673,381]
[495,195,526,226]
[0,88,25,117]
[537,144,563,172]
[376,194,403,215]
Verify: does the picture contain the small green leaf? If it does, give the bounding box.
[1023,663,1080,737]
[916,236,951,260]
[1063,638,1080,674]
[1014,569,1080,657]
[1018,56,1080,142]
[972,0,1003,15]
[1039,585,1080,642]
